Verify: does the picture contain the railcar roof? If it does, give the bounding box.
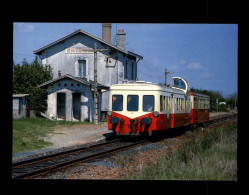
[190,91,210,98]
[110,82,185,94]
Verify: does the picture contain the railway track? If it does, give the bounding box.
[12,113,237,179]
[205,113,237,127]
[12,138,148,179]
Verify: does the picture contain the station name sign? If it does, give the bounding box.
[65,47,93,54]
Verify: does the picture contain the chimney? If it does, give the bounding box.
[58,70,61,77]
[102,23,112,43]
[116,29,126,49]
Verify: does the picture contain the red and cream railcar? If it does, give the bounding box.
[106,77,198,136]
[190,92,210,124]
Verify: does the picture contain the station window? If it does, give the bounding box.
[125,60,128,79]
[143,95,154,112]
[78,60,86,77]
[112,95,123,111]
[127,95,139,111]
[131,62,134,80]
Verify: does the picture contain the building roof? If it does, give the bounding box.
[37,74,109,90]
[33,29,143,60]
[13,94,29,98]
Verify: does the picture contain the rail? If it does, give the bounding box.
[12,138,148,179]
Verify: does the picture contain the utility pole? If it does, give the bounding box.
[165,68,174,86]
[93,43,108,124]
[77,43,108,124]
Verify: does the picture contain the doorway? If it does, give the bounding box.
[73,93,81,120]
[57,93,66,119]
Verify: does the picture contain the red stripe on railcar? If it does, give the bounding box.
[190,108,209,123]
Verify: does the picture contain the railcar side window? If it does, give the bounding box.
[167,97,170,111]
[127,95,139,111]
[112,95,123,111]
[164,96,166,111]
[194,97,197,109]
[160,95,163,112]
[143,95,154,112]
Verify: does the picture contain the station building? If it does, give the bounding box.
[35,24,143,122]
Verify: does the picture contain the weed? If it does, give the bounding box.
[130,121,237,180]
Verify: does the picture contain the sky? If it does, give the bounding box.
[13,23,238,97]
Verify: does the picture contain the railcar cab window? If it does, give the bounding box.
[172,78,186,90]
[127,95,139,111]
[143,95,154,112]
[112,95,123,111]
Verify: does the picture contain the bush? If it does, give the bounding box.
[84,118,89,122]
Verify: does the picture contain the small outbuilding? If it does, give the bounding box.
[13,94,35,119]
[38,74,109,122]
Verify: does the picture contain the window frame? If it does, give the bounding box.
[112,94,123,111]
[78,60,86,77]
[127,95,139,111]
[143,95,155,112]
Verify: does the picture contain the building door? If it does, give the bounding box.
[57,93,66,119]
[73,93,81,120]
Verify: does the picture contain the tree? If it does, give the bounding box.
[226,92,238,109]
[13,56,53,114]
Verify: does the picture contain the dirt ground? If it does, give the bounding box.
[44,122,112,149]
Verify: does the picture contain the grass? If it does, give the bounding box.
[12,117,90,154]
[130,122,237,180]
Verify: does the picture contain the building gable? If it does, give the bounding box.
[34,29,143,60]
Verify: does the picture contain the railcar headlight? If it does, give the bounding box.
[107,111,113,116]
[153,111,159,117]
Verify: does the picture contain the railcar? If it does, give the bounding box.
[190,92,210,124]
[106,77,210,136]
